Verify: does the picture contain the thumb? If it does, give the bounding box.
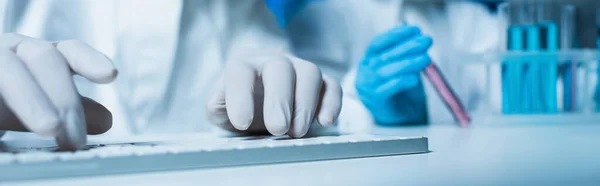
[0,96,113,135]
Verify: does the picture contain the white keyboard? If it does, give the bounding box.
[0,134,428,181]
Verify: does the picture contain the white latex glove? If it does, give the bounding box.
[0,33,116,150]
[206,54,342,138]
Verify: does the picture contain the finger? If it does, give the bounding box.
[288,56,322,138]
[207,81,235,131]
[1,34,118,84]
[365,25,421,56]
[316,76,342,127]
[0,96,113,135]
[55,40,118,83]
[224,63,258,130]
[207,81,271,135]
[375,75,421,98]
[378,35,433,63]
[261,57,295,136]
[81,97,113,135]
[0,49,61,136]
[355,62,383,90]
[16,39,86,150]
[0,33,30,50]
[376,54,432,78]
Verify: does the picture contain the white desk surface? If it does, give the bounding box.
[5,123,600,186]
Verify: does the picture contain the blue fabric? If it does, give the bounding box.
[264,0,316,27]
[355,25,433,125]
[469,0,502,12]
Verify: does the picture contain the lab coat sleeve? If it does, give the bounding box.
[226,0,292,60]
[334,0,402,133]
[337,67,377,134]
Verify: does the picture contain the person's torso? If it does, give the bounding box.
[6,0,359,135]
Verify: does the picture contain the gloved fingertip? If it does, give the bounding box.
[263,111,291,136]
[56,109,87,150]
[230,115,253,131]
[288,128,308,138]
[367,26,422,55]
[94,69,118,84]
[317,112,337,127]
[406,25,421,33]
[289,112,312,138]
[267,123,289,136]
[108,68,119,81]
[56,40,118,84]
[419,35,434,46]
[390,24,420,34]
[56,134,86,151]
[404,54,432,72]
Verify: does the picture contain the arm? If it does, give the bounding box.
[227,0,292,60]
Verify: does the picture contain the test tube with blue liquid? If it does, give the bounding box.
[561,5,576,112]
[504,3,527,114]
[524,7,539,113]
[537,2,559,114]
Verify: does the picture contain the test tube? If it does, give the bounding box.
[561,5,576,112]
[502,2,516,114]
[525,1,542,114]
[498,2,510,114]
[537,1,559,113]
[423,63,470,127]
[398,15,471,126]
[505,2,530,114]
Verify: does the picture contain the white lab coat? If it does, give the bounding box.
[1,0,389,136]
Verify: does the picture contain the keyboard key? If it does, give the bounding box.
[315,136,353,144]
[234,141,272,150]
[97,150,135,158]
[16,152,57,163]
[62,151,98,161]
[165,146,194,154]
[132,147,168,156]
[0,153,16,165]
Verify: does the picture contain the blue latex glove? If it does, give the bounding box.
[355,25,433,125]
[264,0,316,27]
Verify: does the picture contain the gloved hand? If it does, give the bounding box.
[355,25,433,125]
[0,33,116,150]
[206,53,342,138]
